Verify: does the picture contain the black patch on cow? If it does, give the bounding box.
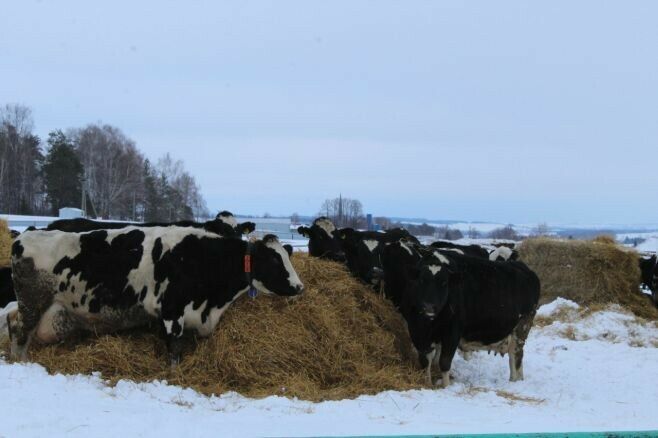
[0,267,15,308]
[12,241,24,258]
[152,238,163,263]
[139,286,148,301]
[59,282,66,292]
[80,294,86,305]
[52,229,145,313]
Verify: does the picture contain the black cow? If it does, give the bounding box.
[429,241,489,259]
[0,267,14,308]
[384,247,540,387]
[639,255,657,306]
[297,217,346,262]
[334,227,419,288]
[8,227,303,365]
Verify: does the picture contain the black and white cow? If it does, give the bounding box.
[297,217,346,262]
[215,211,257,236]
[46,212,255,238]
[7,227,303,365]
[639,254,657,306]
[334,227,419,288]
[384,247,540,387]
[0,267,14,308]
[489,246,520,262]
[429,241,489,259]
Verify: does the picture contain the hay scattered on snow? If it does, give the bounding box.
[12,254,425,401]
[0,219,12,268]
[519,237,657,320]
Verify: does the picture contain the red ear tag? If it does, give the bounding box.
[244,255,251,273]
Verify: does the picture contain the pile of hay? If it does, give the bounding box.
[519,237,657,319]
[16,254,425,401]
[0,219,12,267]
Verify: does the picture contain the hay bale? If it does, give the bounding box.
[0,219,12,268]
[519,237,657,319]
[9,254,424,401]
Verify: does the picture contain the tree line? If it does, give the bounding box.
[0,104,208,221]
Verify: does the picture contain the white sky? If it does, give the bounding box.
[2,1,657,224]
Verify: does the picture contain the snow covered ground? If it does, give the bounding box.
[0,299,656,437]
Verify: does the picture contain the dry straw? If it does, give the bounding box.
[519,237,657,320]
[14,254,425,401]
[0,219,12,268]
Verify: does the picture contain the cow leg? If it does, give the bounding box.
[161,316,185,369]
[507,335,519,381]
[35,302,78,344]
[8,301,45,361]
[509,307,537,382]
[423,348,436,386]
[9,258,56,361]
[437,334,459,388]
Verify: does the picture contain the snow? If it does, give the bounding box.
[0,299,657,437]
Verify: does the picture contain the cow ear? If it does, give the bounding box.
[297,226,310,237]
[239,222,256,235]
[283,244,293,256]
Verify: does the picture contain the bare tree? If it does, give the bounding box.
[71,124,144,219]
[318,196,365,228]
[0,104,44,214]
[488,224,519,241]
[467,226,480,239]
[532,222,550,236]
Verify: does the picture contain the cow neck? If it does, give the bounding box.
[244,241,258,298]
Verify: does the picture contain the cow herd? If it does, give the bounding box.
[2,213,656,389]
[299,217,539,386]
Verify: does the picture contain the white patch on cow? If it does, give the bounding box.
[489,246,513,261]
[218,213,238,228]
[266,239,303,290]
[399,241,413,255]
[441,248,464,255]
[432,251,451,265]
[35,302,67,343]
[428,265,442,275]
[363,239,378,253]
[163,319,174,334]
[189,287,249,337]
[252,279,274,295]
[314,218,336,238]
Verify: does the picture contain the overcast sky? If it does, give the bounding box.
[2,1,657,225]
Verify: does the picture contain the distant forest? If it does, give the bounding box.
[0,103,208,221]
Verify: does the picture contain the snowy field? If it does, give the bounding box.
[0,299,657,437]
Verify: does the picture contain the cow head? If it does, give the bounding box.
[639,255,657,291]
[215,210,256,236]
[297,217,345,262]
[380,240,422,306]
[251,234,303,297]
[406,258,451,322]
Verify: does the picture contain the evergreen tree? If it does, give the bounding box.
[42,130,82,215]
